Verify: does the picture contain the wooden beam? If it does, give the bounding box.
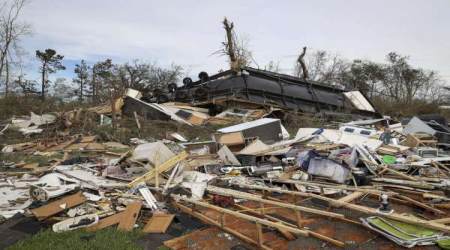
[431,218,450,224]
[234,203,345,247]
[173,201,272,250]
[332,192,364,208]
[172,194,310,237]
[86,212,123,232]
[375,162,419,181]
[256,223,264,248]
[31,192,87,221]
[128,151,188,187]
[117,201,142,231]
[233,204,295,241]
[234,183,450,233]
[207,186,344,219]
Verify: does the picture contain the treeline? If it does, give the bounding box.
[290,50,449,115]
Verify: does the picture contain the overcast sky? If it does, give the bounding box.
[20,0,450,84]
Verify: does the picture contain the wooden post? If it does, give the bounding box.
[260,202,266,215]
[256,222,264,248]
[220,212,225,228]
[295,210,303,228]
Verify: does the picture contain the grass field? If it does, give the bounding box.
[7,228,145,250]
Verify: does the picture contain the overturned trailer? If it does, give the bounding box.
[164,67,381,119]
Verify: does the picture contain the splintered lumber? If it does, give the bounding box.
[86,212,124,232]
[207,186,345,219]
[117,201,142,231]
[361,159,418,181]
[233,204,345,247]
[234,183,450,233]
[233,204,295,240]
[173,194,310,237]
[431,218,450,224]
[128,151,188,187]
[113,150,131,166]
[261,179,391,196]
[332,192,364,208]
[173,201,272,250]
[393,193,445,215]
[371,178,434,189]
[31,192,87,220]
[143,213,175,233]
[133,111,141,130]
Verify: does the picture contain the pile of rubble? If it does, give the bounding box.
[1,91,450,249]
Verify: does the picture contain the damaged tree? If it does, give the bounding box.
[35,49,65,100]
[297,46,309,80]
[220,17,252,72]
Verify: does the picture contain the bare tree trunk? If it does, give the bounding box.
[223,18,238,71]
[91,67,97,103]
[297,47,309,80]
[5,57,9,96]
[80,78,84,102]
[41,66,46,100]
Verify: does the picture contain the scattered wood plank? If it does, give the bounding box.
[143,213,175,233]
[207,186,345,219]
[117,201,142,231]
[173,201,272,250]
[173,196,345,248]
[128,151,188,187]
[133,111,141,130]
[86,212,124,232]
[332,192,364,208]
[31,192,86,220]
[431,218,450,224]
[235,183,450,233]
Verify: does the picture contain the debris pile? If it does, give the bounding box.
[1,90,450,249]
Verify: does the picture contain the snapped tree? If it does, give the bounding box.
[35,49,65,100]
[219,17,252,72]
[73,59,89,101]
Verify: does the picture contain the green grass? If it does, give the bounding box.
[7,228,144,250]
[0,152,63,168]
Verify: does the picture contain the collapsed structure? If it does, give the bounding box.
[1,69,450,250]
[152,67,380,119]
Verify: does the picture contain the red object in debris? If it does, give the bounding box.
[212,195,235,208]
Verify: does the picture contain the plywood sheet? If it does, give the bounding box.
[117,201,142,231]
[217,132,245,145]
[86,212,124,232]
[31,192,86,220]
[143,213,175,233]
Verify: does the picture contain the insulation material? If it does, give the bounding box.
[307,158,350,183]
[344,91,376,112]
[131,142,175,167]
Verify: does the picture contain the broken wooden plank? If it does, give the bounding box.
[143,213,175,233]
[174,195,345,248]
[173,201,272,250]
[86,212,124,232]
[332,191,364,208]
[235,183,450,233]
[393,193,445,215]
[172,194,309,236]
[117,201,142,231]
[431,218,450,224]
[31,192,86,220]
[207,186,345,219]
[133,111,141,130]
[128,151,188,187]
[233,203,295,241]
